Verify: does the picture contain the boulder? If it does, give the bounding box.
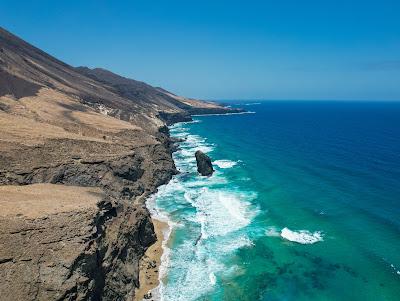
[195,150,214,176]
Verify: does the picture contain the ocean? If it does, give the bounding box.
[147,101,400,301]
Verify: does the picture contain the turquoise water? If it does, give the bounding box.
[148,101,400,301]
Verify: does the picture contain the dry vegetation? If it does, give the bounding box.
[0,88,145,147]
[0,183,103,218]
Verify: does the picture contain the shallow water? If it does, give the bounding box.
[148,101,400,301]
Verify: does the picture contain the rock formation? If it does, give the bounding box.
[195,150,214,176]
[0,26,240,300]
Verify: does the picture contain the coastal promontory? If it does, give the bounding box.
[0,26,240,300]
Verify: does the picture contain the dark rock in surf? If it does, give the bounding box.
[195,150,214,176]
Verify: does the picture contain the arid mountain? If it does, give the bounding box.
[0,26,241,301]
[75,66,243,123]
[76,66,187,110]
[0,26,240,126]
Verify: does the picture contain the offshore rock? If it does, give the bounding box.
[195,150,214,176]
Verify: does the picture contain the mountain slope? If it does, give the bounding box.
[0,26,241,127]
[75,66,244,123]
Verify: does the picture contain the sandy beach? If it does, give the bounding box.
[134,218,167,301]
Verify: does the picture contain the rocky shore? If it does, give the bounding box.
[0,26,242,301]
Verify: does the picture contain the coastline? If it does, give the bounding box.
[137,117,261,300]
[191,111,254,117]
[133,113,244,299]
[0,27,246,300]
[133,112,249,300]
[134,218,168,301]
[133,121,183,301]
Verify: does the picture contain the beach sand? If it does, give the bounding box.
[134,218,167,301]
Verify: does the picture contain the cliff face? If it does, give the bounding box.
[0,26,241,301]
[0,129,177,301]
[0,185,157,301]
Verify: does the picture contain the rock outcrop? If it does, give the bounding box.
[195,150,214,176]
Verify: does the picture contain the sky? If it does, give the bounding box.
[1,0,400,101]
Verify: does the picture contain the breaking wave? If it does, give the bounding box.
[146,121,258,301]
[280,227,324,244]
[213,159,238,169]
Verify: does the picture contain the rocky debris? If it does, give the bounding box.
[195,150,214,176]
[168,137,185,153]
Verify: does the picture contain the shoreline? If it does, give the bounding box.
[191,111,254,117]
[134,218,168,301]
[133,116,236,300]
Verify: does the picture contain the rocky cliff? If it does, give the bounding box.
[0,26,241,301]
[0,121,177,300]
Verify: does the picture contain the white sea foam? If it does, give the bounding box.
[191,111,256,116]
[281,227,324,244]
[218,235,254,253]
[209,272,217,285]
[243,102,261,106]
[187,174,228,187]
[213,159,238,169]
[265,226,281,237]
[192,188,257,238]
[390,263,400,276]
[147,121,259,301]
[146,194,174,283]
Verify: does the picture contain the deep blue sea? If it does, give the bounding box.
[147,101,400,301]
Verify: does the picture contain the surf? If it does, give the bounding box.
[146,121,258,301]
[280,227,323,244]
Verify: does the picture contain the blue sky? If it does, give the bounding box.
[1,0,400,100]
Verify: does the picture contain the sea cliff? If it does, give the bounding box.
[0,26,242,300]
